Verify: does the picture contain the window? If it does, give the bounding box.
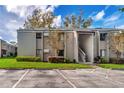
[2,49,6,55]
[100,49,106,57]
[100,33,107,41]
[43,32,49,36]
[36,49,42,56]
[58,50,64,56]
[36,33,42,39]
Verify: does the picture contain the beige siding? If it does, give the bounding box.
[94,31,100,57]
[66,32,74,61]
[18,32,36,56]
[43,36,52,61]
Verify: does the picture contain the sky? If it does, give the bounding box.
[0,5,124,42]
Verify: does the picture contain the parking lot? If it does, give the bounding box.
[0,68,124,88]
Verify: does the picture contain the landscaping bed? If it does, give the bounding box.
[0,58,93,69]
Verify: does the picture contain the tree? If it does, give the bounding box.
[119,8,124,12]
[108,31,124,63]
[63,11,93,29]
[24,8,62,56]
[71,15,76,28]
[82,18,93,28]
[23,8,55,29]
[63,16,71,28]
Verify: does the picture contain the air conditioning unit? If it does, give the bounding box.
[43,32,49,36]
[44,49,49,53]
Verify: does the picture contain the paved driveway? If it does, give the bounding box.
[0,68,124,88]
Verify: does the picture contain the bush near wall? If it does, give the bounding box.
[48,56,64,63]
[110,58,124,64]
[100,57,108,64]
[16,56,41,62]
[48,56,76,63]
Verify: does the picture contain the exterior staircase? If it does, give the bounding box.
[78,47,86,63]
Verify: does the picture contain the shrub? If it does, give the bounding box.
[48,56,64,63]
[48,56,76,63]
[94,56,101,63]
[109,57,124,64]
[100,57,108,64]
[16,56,41,62]
[64,58,76,63]
[109,57,117,63]
[119,58,124,64]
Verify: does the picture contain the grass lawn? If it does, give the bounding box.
[98,64,124,69]
[0,58,93,69]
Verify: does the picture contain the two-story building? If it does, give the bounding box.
[17,28,124,63]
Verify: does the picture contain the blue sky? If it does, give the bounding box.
[0,5,124,42]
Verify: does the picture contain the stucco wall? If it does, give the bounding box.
[18,32,36,56]
[94,31,100,58]
[66,32,74,61]
[43,36,53,61]
[73,31,78,62]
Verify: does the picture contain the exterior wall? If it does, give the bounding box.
[43,32,64,61]
[94,31,100,57]
[73,31,79,62]
[99,31,124,60]
[66,32,74,61]
[43,34,52,61]
[18,32,36,56]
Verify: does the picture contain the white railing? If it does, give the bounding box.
[78,47,86,62]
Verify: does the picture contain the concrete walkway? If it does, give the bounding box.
[0,68,124,88]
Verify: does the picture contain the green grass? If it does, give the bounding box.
[0,58,93,69]
[98,64,124,69]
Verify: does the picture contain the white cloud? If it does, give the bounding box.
[0,36,3,39]
[2,5,60,42]
[103,12,122,27]
[94,10,105,21]
[52,15,62,27]
[5,5,58,18]
[5,19,24,41]
[104,14,121,23]
[117,25,124,29]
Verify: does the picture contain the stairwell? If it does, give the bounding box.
[78,47,86,63]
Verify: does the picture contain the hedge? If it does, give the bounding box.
[48,56,76,63]
[100,57,108,64]
[16,56,41,62]
[110,57,124,64]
